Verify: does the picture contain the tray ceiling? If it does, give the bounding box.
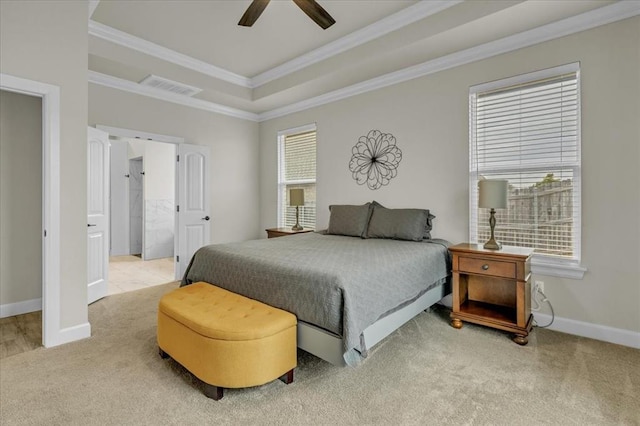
[88,0,636,121]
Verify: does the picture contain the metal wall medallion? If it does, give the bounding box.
[349,130,402,190]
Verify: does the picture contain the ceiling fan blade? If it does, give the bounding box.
[292,0,336,30]
[238,0,271,27]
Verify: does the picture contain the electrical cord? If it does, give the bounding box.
[532,286,555,328]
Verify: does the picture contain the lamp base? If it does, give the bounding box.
[483,238,502,250]
[484,208,502,250]
[292,205,303,231]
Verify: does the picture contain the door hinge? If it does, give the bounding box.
[44,229,47,237]
[176,155,180,162]
[176,205,180,212]
[176,256,179,262]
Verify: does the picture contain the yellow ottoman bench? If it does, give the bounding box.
[157,282,297,400]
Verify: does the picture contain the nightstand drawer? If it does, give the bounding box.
[458,257,516,279]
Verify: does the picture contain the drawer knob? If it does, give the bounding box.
[482,264,489,270]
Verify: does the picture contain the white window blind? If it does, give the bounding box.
[469,63,581,262]
[278,125,316,229]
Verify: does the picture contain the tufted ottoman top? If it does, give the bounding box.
[159,282,297,341]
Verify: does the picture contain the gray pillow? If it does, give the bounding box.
[370,201,435,239]
[423,211,435,239]
[366,207,428,241]
[327,203,372,238]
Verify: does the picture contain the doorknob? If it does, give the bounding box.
[202,216,210,221]
[87,224,97,227]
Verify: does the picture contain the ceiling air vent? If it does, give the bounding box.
[139,75,202,97]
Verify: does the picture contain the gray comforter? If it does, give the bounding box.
[181,232,450,364]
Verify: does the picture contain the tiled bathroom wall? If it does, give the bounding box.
[144,199,174,260]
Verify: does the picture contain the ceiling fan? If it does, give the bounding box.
[239,0,336,30]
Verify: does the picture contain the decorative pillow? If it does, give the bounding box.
[370,200,435,239]
[366,206,428,241]
[424,211,436,239]
[327,203,373,238]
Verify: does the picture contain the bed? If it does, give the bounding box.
[181,230,451,366]
[182,201,451,366]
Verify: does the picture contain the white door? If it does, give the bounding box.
[109,139,129,256]
[87,127,110,304]
[175,144,210,279]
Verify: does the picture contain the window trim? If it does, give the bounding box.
[277,123,317,229]
[469,63,586,279]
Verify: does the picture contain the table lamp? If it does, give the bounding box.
[289,188,304,231]
[478,179,508,250]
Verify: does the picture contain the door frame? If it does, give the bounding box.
[1,73,61,348]
[96,125,184,280]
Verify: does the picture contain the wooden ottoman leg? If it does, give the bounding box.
[203,383,224,401]
[279,369,294,385]
[159,347,170,359]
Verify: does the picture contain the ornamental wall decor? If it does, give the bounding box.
[349,130,402,190]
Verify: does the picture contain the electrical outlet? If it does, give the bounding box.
[535,280,544,294]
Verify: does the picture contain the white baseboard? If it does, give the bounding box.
[533,312,640,349]
[0,298,42,318]
[47,322,92,348]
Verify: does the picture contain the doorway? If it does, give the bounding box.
[1,73,84,349]
[108,137,176,295]
[0,89,43,357]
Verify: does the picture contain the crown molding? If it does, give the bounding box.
[88,20,252,88]
[87,2,639,123]
[257,1,640,121]
[88,71,259,122]
[250,0,463,87]
[88,1,462,90]
[95,125,185,144]
[88,0,100,19]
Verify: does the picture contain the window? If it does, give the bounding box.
[469,63,585,278]
[278,124,316,229]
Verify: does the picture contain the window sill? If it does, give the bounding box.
[531,255,586,279]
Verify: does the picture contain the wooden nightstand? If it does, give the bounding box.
[449,243,534,345]
[265,228,314,238]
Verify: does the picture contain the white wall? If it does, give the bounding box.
[142,140,175,260]
[127,138,145,160]
[109,139,130,256]
[260,18,640,336]
[89,85,260,244]
[0,90,42,306]
[1,1,89,330]
[143,140,175,201]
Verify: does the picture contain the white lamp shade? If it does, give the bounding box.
[289,188,304,206]
[478,179,508,209]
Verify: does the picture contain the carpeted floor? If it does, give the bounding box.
[0,282,638,425]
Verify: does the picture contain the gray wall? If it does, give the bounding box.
[0,90,42,306]
[1,0,89,329]
[259,18,640,334]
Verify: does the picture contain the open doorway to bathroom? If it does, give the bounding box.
[108,137,176,295]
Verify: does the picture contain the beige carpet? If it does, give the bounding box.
[1,282,638,425]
